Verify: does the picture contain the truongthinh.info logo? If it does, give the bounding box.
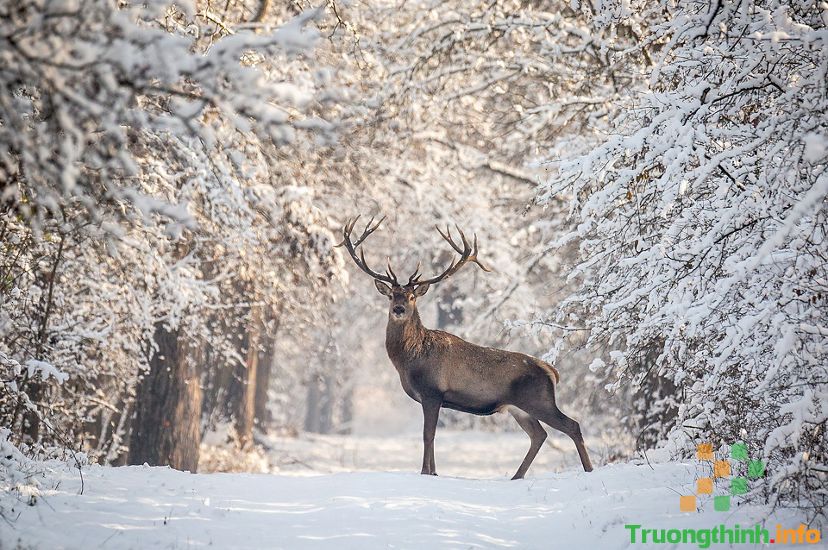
[625,524,822,548]
[624,441,822,547]
[682,441,764,513]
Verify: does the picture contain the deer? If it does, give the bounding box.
[337,216,594,479]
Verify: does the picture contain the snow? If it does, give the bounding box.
[802,132,827,163]
[23,359,69,384]
[1,432,808,549]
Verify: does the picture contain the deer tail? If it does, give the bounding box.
[537,360,560,385]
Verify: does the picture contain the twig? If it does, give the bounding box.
[641,448,655,470]
[39,416,85,495]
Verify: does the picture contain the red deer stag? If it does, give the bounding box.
[337,216,593,479]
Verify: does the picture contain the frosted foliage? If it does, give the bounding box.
[536,0,827,512]
[0,0,321,230]
[0,0,340,474]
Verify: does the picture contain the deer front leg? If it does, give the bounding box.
[420,398,441,475]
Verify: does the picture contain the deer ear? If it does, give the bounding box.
[374,280,393,297]
[412,283,430,297]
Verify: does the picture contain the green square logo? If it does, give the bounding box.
[714,495,731,512]
[748,460,765,479]
[731,477,748,495]
[731,443,748,462]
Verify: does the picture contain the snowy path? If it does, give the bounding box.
[1,432,808,549]
[260,430,594,477]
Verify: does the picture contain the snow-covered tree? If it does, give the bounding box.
[0,0,341,469]
[537,0,827,513]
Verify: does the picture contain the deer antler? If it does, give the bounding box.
[408,225,490,287]
[336,215,399,286]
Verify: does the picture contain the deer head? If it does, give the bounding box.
[336,216,490,322]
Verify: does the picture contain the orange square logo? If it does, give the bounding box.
[713,460,731,478]
[697,443,714,461]
[680,495,697,512]
[697,477,713,494]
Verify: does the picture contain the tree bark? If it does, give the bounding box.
[304,378,322,433]
[253,309,282,434]
[235,305,260,446]
[304,374,334,434]
[20,380,43,441]
[198,308,259,447]
[128,322,202,471]
[254,335,274,434]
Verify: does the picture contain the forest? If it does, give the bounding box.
[1,0,826,547]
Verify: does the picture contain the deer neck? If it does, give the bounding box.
[385,307,427,363]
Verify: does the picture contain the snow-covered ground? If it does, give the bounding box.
[260,429,599,477]
[0,432,810,549]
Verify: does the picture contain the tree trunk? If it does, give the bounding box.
[319,375,334,434]
[235,306,260,446]
[198,309,259,447]
[304,378,321,433]
[253,309,282,434]
[20,380,43,441]
[304,374,334,434]
[254,335,274,434]
[128,322,202,471]
[631,339,677,450]
[338,383,353,435]
[199,315,236,434]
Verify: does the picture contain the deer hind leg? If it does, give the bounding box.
[538,405,593,472]
[420,398,441,475]
[507,406,547,480]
